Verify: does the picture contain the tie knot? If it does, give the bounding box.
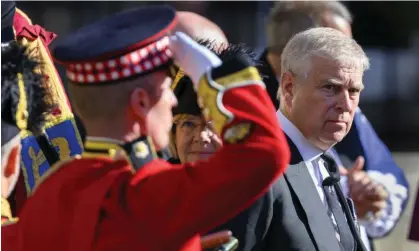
[320,153,338,174]
[320,153,341,186]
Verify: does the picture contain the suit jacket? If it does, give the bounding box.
[215,136,363,251]
[209,191,273,251]
[263,136,364,251]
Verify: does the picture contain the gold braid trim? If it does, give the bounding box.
[18,33,73,123]
[171,68,185,91]
[16,73,28,130]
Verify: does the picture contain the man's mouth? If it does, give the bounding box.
[327,120,347,124]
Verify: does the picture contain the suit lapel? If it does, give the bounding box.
[285,136,341,251]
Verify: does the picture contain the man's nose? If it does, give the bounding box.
[336,90,353,112]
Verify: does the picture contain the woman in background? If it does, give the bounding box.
[169,41,275,251]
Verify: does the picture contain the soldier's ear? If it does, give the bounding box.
[130,87,151,119]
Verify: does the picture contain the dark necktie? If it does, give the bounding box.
[320,153,355,251]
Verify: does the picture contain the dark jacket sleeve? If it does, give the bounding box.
[208,189,275,251]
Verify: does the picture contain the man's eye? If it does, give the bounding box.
[323,84,334,90]
[349,88,361,94]
[323,84,339,92]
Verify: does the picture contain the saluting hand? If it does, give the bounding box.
[168,32,222,88]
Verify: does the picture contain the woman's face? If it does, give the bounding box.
[175,114,222,163]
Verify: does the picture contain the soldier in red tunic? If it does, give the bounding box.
[9,5,290,251]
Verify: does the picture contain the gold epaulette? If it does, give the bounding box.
[196,66,263,136]
[83,137,126,159]
[83,137,158,172]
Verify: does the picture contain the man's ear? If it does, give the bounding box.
[280,71,296,108]
[130,87,150,119]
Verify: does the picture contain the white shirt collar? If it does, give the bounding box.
[276,109,327,162]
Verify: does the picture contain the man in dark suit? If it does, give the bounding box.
[264,27,369,251]
[259,1,409,250]
[209,26,371,251]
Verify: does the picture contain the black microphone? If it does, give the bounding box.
[322,174,341,186]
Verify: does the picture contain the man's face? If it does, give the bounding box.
[321,11,353,37]
[174,114,222,163]
[145,73,178,150]
[282,56,364,150]
[1,136,21,198]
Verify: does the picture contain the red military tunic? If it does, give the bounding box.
[9,61,290,250]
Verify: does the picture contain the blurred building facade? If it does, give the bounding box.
[17,1,419,151]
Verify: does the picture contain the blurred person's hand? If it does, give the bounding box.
[200,230,232,250]
[340,156,389,219]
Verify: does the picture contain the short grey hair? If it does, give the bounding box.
[266,1,352,54]
[278,27,370,99]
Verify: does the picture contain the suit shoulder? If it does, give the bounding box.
[270,176,288,202]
